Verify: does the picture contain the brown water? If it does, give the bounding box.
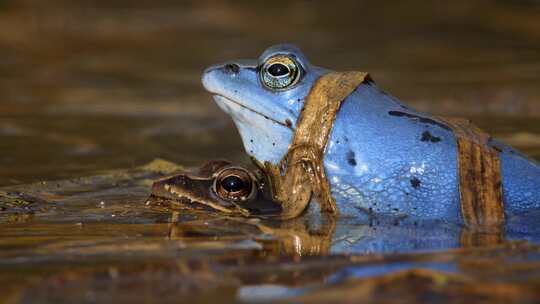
[1,1,540,303]
[2,0,540,185]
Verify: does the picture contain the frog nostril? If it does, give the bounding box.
[223,63,240,75]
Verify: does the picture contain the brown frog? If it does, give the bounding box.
[150,160,282,217]
[150,160,338,255]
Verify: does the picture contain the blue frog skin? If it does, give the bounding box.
[202,44,540,223]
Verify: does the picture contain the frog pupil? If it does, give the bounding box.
[220,175,245,192]
[267,63,289,77]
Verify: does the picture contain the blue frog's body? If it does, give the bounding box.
[202,44,540,223]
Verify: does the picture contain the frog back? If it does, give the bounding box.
[323,81,540,222]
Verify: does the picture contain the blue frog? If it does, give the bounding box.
[202,44,540,223]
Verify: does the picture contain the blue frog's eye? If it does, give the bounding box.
[260,55,300,90]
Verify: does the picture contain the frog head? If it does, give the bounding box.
[202,44,327,165]
[150,160,282,216]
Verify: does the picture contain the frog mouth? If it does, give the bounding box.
[213,95,293,130]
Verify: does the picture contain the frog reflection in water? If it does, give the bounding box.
[202,44,540,223]
[151,160,281,216]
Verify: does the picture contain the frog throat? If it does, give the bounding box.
[261,71,505,229]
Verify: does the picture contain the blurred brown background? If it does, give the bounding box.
[1,0,540,185]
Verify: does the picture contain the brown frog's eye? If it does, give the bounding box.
[213,167,255,202]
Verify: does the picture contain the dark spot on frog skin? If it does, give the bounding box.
[490,145,503,153]
[420,131,441,143]
[297,98,301,102]
[388,111,451,131]
[410,177,421,189]
[223,63,239,74]
[285,119,293,128]
[364,78,375,86]
[487,139,503,153]
[250,139,254,143]
[344,136,349,142]
[346,150,357,166]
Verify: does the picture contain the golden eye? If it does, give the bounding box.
[260,55,300,90]
[213,167,255,202]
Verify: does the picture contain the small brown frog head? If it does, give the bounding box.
[150,160,282,217]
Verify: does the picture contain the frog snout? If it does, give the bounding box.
[151,175,190,199]
[201,64,227,92]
